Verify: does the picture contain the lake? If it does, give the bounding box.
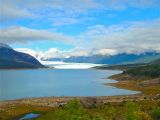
[0,63,139,101]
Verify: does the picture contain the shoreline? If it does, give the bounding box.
[1,94,159,108]
[108,73,160,95]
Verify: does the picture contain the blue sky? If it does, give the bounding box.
[0,0,160,58]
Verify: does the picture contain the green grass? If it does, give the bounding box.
[35,99,160,120]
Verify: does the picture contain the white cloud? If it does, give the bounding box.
[0,0,99,22]
[0,26,76,44]
[0,1,33,21]
[15,47,89,60]
[81,19,160,54]
[65,48,89,57]
[93,48,117,55]
[16,48,38,57]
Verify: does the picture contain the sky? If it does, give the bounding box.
[0,0,160,59]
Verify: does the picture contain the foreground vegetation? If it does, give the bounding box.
[0,98,160,120]
[37,99,160,120]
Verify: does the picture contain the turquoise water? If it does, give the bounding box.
[0,68,139,100]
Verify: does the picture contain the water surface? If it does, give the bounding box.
[19,113,40,120]
[0,68,139,100]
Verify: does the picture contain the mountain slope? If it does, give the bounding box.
[126,62,160,78]
[0,43,44,69]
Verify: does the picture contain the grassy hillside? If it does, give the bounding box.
[125,59,160,78]
[126,64,160,78]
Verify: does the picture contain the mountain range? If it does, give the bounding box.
[1,43,160,68]
[47,52,160,65]
[0,43,44,69]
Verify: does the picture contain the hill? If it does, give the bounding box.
[0,43,45,69]
[126,59,160,78]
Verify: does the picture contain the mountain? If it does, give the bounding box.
[47,52,160,65]
[0,43,45,69]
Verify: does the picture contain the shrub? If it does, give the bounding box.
[125,102,139,120]
[151,107,160,120]
[134,111,152,120]
[56,98,89,120]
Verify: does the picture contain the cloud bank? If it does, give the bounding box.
[0,26,76,44]
[81,19,160,54]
